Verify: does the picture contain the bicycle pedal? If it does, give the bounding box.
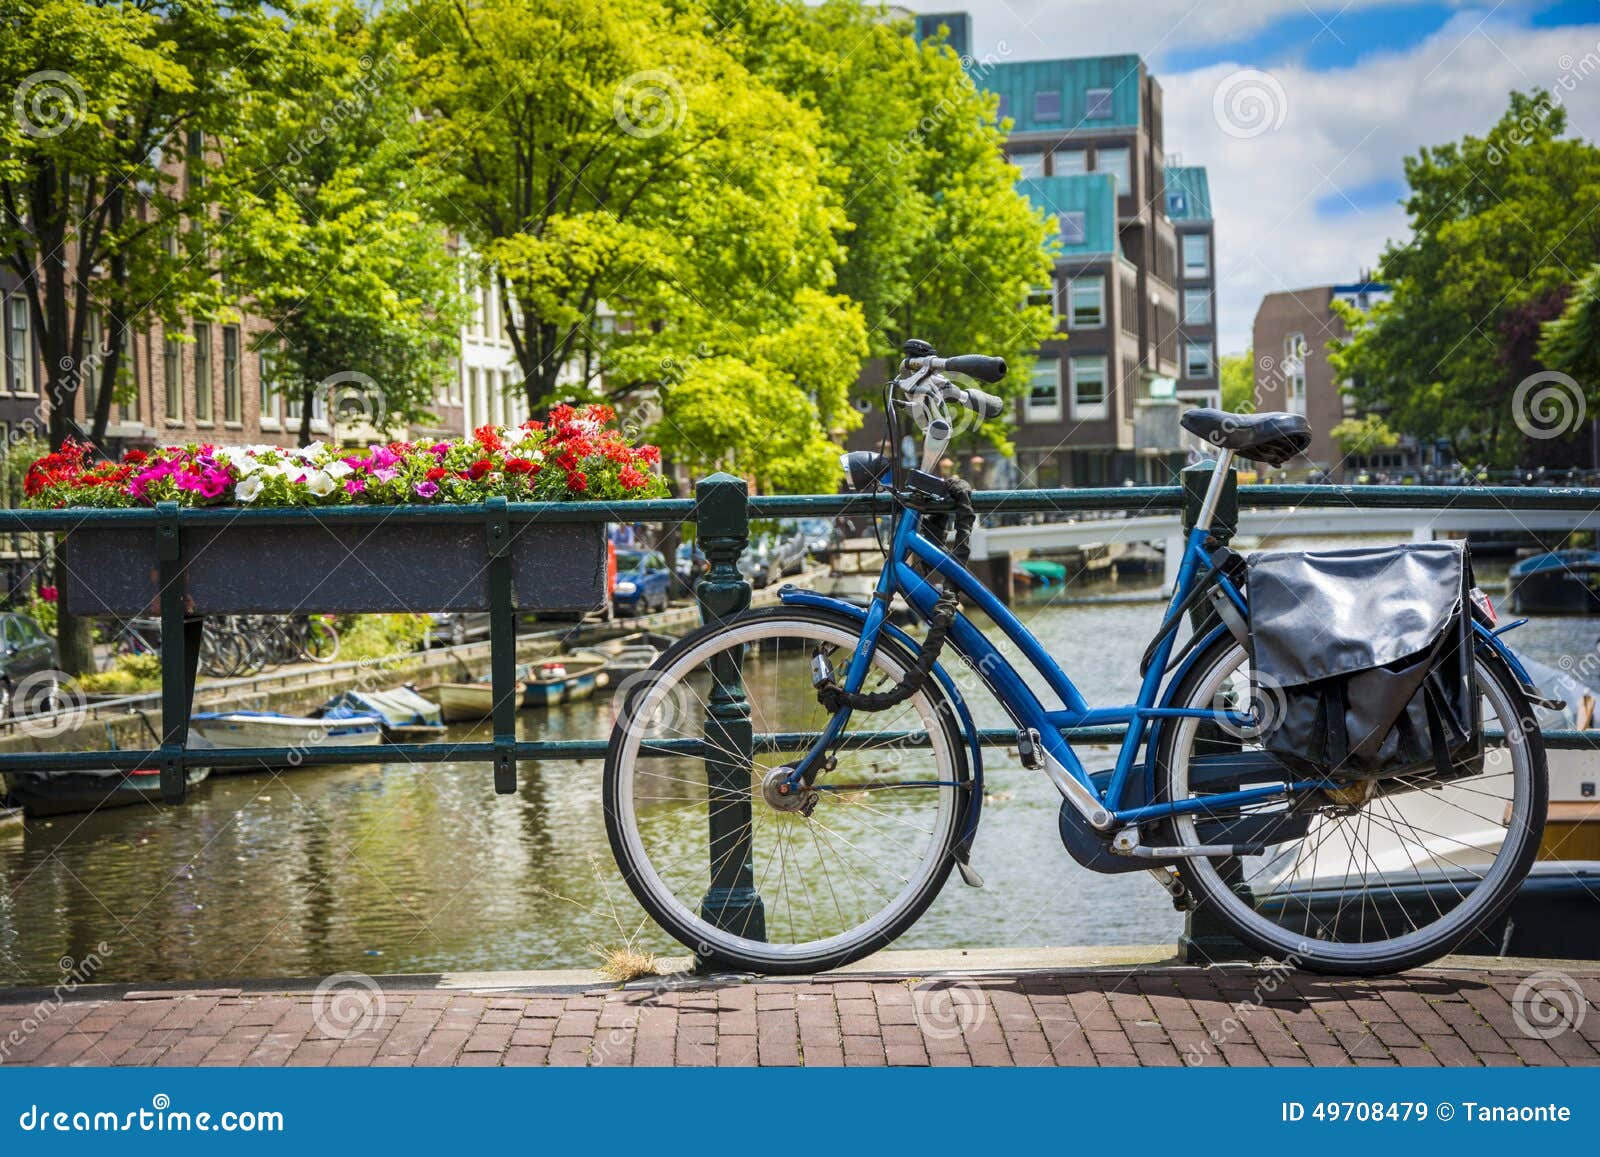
[1015,727,1044,770]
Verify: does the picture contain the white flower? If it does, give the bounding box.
[231,454,263,476]
[324,460,353,479]
[306,470,336,497]
[531,449,545,462]
[235,473,265,503]
[297,442,327,462]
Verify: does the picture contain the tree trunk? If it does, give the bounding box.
[298,382,315,447]
[52,538,95,676]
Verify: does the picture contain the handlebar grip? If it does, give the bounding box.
[964,388,1006,421]
[943,354,1008,384]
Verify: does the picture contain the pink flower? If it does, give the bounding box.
[370,466,398,483]
[413,480,439,499]
[344,478,366,495]
[430,443,451,459]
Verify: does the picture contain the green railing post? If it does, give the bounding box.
[1176,459,1254,964]
[155,501,200,802]
[694,473,765,950]
[485,497,519,794]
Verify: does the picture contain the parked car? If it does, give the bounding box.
[676,543,709,585]
[613,549,673,615]
[428,612,493,647]
[739,523,809,588]
[0,611,59,716]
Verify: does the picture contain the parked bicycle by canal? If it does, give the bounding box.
[606,340,1554,977]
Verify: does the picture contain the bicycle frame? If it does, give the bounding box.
[783,460,1328,834]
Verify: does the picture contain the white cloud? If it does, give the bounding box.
[1161,14,1600,351]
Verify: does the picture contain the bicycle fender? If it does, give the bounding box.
[778,587,985,861]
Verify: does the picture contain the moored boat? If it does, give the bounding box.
[570,643,661,687]
[189,710,384,772]
[321,686,446,740]
[434,680,524,722]
[1507,549,1600,614]
[3,766,211,818]
[519,657,608,707]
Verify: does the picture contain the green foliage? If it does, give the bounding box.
[337,614,430,664]
[1330,413,1401,456]
[222,5,466,445]
[1540,263,1600,384]
[77,652,162,695]
[21,588,56,636]
[1331,91,1600,468]
[1219,350,1255,413]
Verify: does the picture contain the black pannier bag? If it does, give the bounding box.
[1245,541,1482,780]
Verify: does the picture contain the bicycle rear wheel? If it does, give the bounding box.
[605,607,970,974]
[1155,635,1546,974]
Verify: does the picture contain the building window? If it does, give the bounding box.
[258,349,277,426]
[1185,340,1214,380]
[1053,149,1087,176]
[1284,333,1307,406]
[79,312,102,416]
[1069,356,1108,420]
[6,298,33,395]
[1058,211,1087,245]
[1183,290,1211,326]
[1013,152,1044,180]
[222,325,241,422]
[193,323,212,422]
[1026,359,1061,422]
[1068,277,1105,329]
[1085,87,1113,119]
[1182,233,1210,278]
[163,334,182,420]
[1096,146,1130,191]
[1168,191,1188,217]
[1033,90,1061,121]
[1026,284,1056,317]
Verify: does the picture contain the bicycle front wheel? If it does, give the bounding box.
[605,607,970,974]
[1157,635,1546,974]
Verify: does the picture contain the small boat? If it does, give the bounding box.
[434,680,524,722]
[189,710,384,772]
[1507,549,1600,614]
[3,766,211,818]
[570,643,660,687]
[320,686,446,740]
[1017,558,1068,587]
[518,657,608,707]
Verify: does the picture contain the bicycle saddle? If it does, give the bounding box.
[1179,408,1311,466]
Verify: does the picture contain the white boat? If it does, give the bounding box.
[189,710,384,773]
[434,681,524,722]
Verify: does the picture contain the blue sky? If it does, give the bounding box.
[903,0,1600,351]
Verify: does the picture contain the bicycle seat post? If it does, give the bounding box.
[1191,448,1236,534]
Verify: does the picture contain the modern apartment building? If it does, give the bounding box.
[1252,280,1419,478]
[1166,165,1219,409]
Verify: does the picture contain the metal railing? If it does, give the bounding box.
[0,466,1597,797]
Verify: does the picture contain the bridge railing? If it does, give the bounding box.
[0,467,1596,795]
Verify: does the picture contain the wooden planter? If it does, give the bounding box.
[62,515,607,617]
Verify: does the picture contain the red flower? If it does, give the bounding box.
[504,458,534,475]
[619,465,647,490]
[554,451,578,472]
[636,444,661,465]
[520,418,545,432]
[38,585,57,603]
[548,404,576,425]
[565,470,587,493]
[585,403,616,424]
[473,424,503,453]
[467,459,493,480]
[424,466,447,482]
[122,449,148,465]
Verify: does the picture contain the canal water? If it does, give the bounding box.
[0,544,1590,986]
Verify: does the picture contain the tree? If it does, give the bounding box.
[1219,349,1255,413]
[222,7,466,444]
[399,0,860,491]
[0,0,303,672]
[1541,262,1600,384]
[1331,91,1600,468]
[1330,413,1400,457]
[713,0,1056,398]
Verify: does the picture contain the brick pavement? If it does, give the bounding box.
[1,966,1596,1067]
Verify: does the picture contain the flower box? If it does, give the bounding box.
[61,517,608,617]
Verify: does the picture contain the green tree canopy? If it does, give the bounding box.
[1219,349,1255,413]
[1331,91,1600,469]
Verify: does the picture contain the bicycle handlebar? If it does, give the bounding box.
[939,354,1007,384]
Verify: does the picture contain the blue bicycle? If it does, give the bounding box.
[606,343,1547,975]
